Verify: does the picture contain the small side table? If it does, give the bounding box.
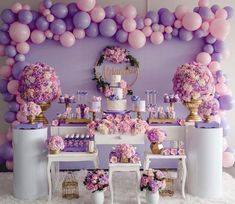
[109,162,141,204]
[144,153,187,198]
[47,151,99,201]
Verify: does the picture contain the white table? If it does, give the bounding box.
[47,151,99,201]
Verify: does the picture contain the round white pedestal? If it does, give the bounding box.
[185,126,223,198]
[13,128,48,200]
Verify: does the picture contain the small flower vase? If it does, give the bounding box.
[49,149,61,154]
[150,143,162,154]
[146,190,159,204]
[184,99,202,122]
[27,115,35,124]
[92,191,104,204]
[121,156,129,163]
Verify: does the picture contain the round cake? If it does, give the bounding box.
[106,99,127,112]
[133,100,146,112]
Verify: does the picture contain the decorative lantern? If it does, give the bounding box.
[159,171,174,197]
[62,172,79,199]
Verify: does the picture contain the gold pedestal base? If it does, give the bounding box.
[184,99,202,122]
[35,102,51,125]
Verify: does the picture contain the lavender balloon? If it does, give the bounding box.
[115,14,125,25]
[99,18,117,37]
[43,0,53,9]
[1,9,16,24]
[198,7,213,20]
[203,44,214,54]
[50,19,66,35]
[115,29,128,43]
[219,95,235,110]
[51,3,68,19]
[68,3,79,17]
[211,5,220,13]
[164,33,172,41]
[179,28,193,41]
[65,17,74,31]
[214,41,225,53]
[211,53,222,62]
[158,8,169,16]
[160,10,175,26]
[3,92,15,102]
[105,6,116,18]
[9,101,20,112]
[216,70,223,78]
[73,12,91,29]
[135,17,144,29]
[205,34,216,44]
[4,111,16,123]
[12,61,29,80]
[15,54,26,62]
[145,11,159,23]
[193,7,200,13]
[172,28,179,37]
[194,29,204,39]
[86,23,99,37]
[36,16,49,31]
[18,10,33,24]
[0,79,8,93]
[224,6,234,19]
[0,24,9,32]
[0,31,10,45]
[4,45,17,58]
[0,143,13,160]
[28,11,39,30]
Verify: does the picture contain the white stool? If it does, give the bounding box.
[144,152,187,198]
[109,162,141,204]
[47,151,99,200]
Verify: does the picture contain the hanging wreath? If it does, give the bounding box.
[93,46,139,96]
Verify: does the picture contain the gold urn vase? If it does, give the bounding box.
[27,115,35,124]
[35,102,51,125]
[203,115,211,123]
[184,99,202,122]
[150,143,163,154]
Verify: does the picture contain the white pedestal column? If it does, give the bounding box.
[13,128,48,200]
[185,126,223,198]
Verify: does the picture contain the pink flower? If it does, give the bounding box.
[110,156,118,163]
[47,136,64,151]
[52,119,59,126]
[120,80,127,89]
[178,148,185,155]
[170,148,178,155]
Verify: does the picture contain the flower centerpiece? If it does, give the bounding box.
[172,62,215,122]
[146,128,167,154]
[109,144,140,163]
[140,169,166,204]
[21,102,42,124]
[199,98,219,122]
[19,62,61,124]
[83,169,109,204]
[47,135,65,154]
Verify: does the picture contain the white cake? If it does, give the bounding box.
[110,75,121,87]
[107,99,127,112]
[133,100,146,112]
[90,101,101,112]
[112,88,123,99]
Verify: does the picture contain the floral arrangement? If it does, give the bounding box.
[20,102,42,118]
[87,114,149,136]
[199,98,219,117]
[83,169,109,193]
[47,135,65,152]
[146,128,167,144]
[109,144,140,164]
[172,62,215,102]
[19,63,61,104]
[140,169,166,193]
[103,46,129,64]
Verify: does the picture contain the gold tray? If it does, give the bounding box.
[65,118,91,124]
[147,118,176,124]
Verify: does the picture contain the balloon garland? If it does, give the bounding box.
[0,0,234,169]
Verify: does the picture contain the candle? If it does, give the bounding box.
[153,90,157,106]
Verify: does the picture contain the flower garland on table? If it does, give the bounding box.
[93,46,139,95]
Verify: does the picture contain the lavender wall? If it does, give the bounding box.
[27,37,203,169]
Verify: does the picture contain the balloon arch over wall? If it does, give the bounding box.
[0,0,234,170]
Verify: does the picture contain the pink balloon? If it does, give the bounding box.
[165,26,173,33]
[198,0,210,7]
[142,26,152,37]
[6,160,13,171]
[6,58,15,66]
[43,9,51,16]
[60,31,76,47]
[128,30,146,49]
[16,111,28,123]
[182,12,202,31]
[122,4,137,19]
[215,9,228,20]
[16,42,30,54]
[196,52,211,65]
[122,18,137,32]
[144,18,152,26]
[174,20,182,29]
[150,31,164,45]
[216,83,229,95]
[0,133,7,145]
[210,19,231,41]
[175,5,188,20]
[45,30,53,39]
[46,14,54,23]
[12,120,20,128]
[0,65,11,79]
[0,45,4,56]
[114,5,122,14]
[9,22,30,43]
[6,128,13,141]
[159,25,165,33]
[209,61,221,73]
[77,0,96,12]
[201,22,210,31]
[152,24,159,32]
[90,6,105,23]
[73,29,85,39]
[217,76,226,84]
[23,4,31,11]
[53,35,60,41]
[11,2,22,13]
[31,30,46,44]
[7,80,19,95]
[223,152,235,168]
[16,95,25,104]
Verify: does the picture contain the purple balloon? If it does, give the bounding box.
[115,29,128,43]
[50,19,66,35]
[203,44,214,54]
[211,53,222,62]
[51,3,68,19]
[4,111,16,123]
[179,28,193,41]
[216,70,223,78]
[115,14,125,25]
[28,11,39,30]
[224,6,234,19]
[15,54,26,62]
[0,143,13,160]
[214,40,225,53]
[105,6,116,18]
[198,7,213,20]
[12,61,29,80]
[158,8,169,16]
[99,18,117,37]
[211,4,220,13]
[68,3,79,17]
[9,101,20,112]
[164,33,172,41]
[0,31,10,45]
[219,95,235,110]
[65,17,74,31]
[160,11,175,26]
[193,7,200,13]
[85,23,99,37]
[0,79,8,93]
[135,17,144,30]
[194,29,204,39]
[0,157,5,164]
[43,0,52,9]
[3,92,15,102]
[36,16,49,31]
[0,23,9,32]
[18,10,33,24]
[73,11,91,29]
[172,28,179,37]
[4,45,17,58]
[205,34,216,44]
[145,11,159,23]
[1,9,16,24]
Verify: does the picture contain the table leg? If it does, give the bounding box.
[144,157,150,170]
[94,156,99,169]
[136,170,141,204]
[109,169,114,204]
[47,160,52,201]
[182,158,187,199]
